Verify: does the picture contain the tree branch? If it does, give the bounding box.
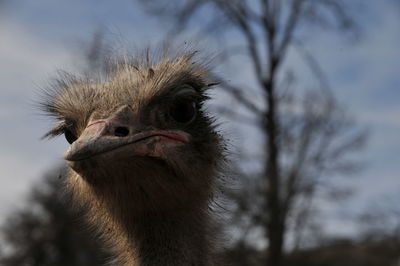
[213,0,264,85]
[277,0,305,59]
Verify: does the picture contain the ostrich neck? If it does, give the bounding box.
[121,209,212,266]
[70,166,217,265]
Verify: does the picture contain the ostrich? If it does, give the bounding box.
[41,52,225,266]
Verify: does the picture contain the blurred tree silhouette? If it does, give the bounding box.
[135,1,367,265]
[284,236,400,266]
[359,198,400,242]
[0,167,110,266]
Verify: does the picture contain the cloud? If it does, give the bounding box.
[308,3,400,111]
[357,107,400,128]
[0,18,71,219]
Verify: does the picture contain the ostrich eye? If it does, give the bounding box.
[64,129,77,144]
[169,99,197,124]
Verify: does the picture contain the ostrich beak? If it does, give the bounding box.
[64,105,189,174]
[64,105,189,163]
[64,127,189,162]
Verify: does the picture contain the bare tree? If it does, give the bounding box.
[135,1,366,266]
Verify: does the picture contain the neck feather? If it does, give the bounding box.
[68,171,218,266]
[122,209,213,266]
[96,205,215,266]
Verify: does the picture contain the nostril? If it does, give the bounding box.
[114,127,129,137]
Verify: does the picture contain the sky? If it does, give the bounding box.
[0,0,399,238]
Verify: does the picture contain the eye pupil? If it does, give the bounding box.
[64,129,77,144]
[169,100,197,124]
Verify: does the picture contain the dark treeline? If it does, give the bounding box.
[0,168,111,266]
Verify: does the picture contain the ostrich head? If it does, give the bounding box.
[42,52,224,265]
